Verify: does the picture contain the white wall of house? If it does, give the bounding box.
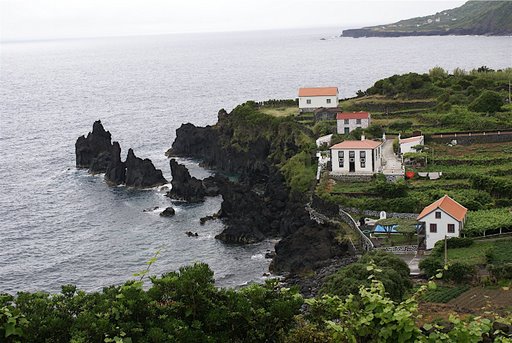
[336,117,371,134]
[420,209,462,250]
[299,95,338,111]
[331,147,382,174]
[400,136,424,154]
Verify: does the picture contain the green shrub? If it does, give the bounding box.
[419,256,443,278]
[444,262,476,283]
[320,251,411,302]
[468,90,504,113]
[445,237,474,249]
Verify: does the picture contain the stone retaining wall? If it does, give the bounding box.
[341,207,418,220]
[376,245,418,254]
[429,131,512,145]
[329,173,374,182]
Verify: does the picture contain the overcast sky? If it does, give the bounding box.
[1,0,466,41]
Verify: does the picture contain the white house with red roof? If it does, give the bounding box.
[330,137,383,174]
[336,111,371,134]
[298,87,339,112]
[399,135,424,154]
[417,195,468,250]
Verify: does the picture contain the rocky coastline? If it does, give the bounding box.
[341,27,507,38]
[167,105,354,279]
[75,120,167,188]
[76,111,354,291]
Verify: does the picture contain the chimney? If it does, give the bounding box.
[361,134,365,141]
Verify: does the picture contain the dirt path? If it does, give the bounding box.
[382,139,403,174]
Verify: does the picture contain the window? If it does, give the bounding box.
[306,99,311,104]
[435,211,441,219]
[360,151,366,168]
[430,223,437,233]
[447,224,455,233]
[326,99,331,104]
[349,151,355,158]
[338,151,344,168]
[356,119,362,124]
[344,119,349,124]
[344,127,349,134]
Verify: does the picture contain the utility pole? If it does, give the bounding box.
[444,235,448,266]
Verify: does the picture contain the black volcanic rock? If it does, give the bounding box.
[105,141,126,185]
[167,159,206,202]
[271,223,351,273]
[215,182,269,244]
[160,207,176,217]
[75,120,113,172]
[167,104,355,274]
[125,149,167,188]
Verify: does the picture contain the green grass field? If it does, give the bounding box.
[259,106,298,117]
[446,237,512,266]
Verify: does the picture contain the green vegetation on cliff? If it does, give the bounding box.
[225,101,317,193]
[342,1,512,37]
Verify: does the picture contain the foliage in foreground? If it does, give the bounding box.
[308,266,512,343]
[0,263,303,343]
[2,262,512,342]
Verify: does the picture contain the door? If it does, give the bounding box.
[349,161,355,172]
[344,127,349,134]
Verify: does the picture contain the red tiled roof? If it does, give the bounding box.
[399,136,424,144]
[336,112,370,120]
[417,195,468,221]
[299,87,338,97]
[330,140,382,150]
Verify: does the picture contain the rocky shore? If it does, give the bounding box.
[167,105,354,277]
[75,120,167,188]
[76,110,355,291]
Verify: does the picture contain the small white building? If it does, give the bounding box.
[399,135,424,155]
[330,138,383,174]
[298,87,338,113]
[336,112,371,134]
[417,195,468,250]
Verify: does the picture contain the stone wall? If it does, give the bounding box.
[376,245,418,254]
[329,173,374,182]
[429,131,512,145]
[341,206,418,220]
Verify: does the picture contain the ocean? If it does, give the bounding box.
[0,28,510,293]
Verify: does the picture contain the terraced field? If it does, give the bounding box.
[448,287,512,310]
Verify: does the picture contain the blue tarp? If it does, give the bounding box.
[374,224,398,233]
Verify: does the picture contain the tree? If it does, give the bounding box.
[468,90,504,113]
[365,124,384,139]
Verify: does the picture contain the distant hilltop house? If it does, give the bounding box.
[417,195,468,250]
[399,135,424,154]
[336,111,371,135]
[330,136,383,175]
[298,87,339,113]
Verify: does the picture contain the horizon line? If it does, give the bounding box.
[0,24,372,45]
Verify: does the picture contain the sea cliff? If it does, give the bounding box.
[168,102,353,274]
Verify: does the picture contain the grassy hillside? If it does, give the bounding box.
[342,1,512,37]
